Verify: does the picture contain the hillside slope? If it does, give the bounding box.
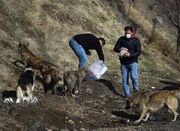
[0,0,180,130]
[0,0,179,88]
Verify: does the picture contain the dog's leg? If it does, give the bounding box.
[25,86,32,103]
[73,80,80,96]
[172,110,178,122]
[31,83,35,92]
[167,97,179,122]
[50,82,57,94]
[67,83,74,96]
[43,83,49,93]
[143,112,150,122]
[26,86,32,97]
[134,107,148,123]
[75,74,84,94]
[70,83,75,97]
[16,86,23,103]
[168,106,179,122]
[45,74,51,84]
[30,83,35,99]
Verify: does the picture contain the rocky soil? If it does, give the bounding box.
[1,71,180,131]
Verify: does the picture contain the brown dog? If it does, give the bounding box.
[40,63,63,93]
[17,42,63,93]
[63,67,86,96]
[126,89,180,123]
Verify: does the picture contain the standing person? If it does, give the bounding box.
[114,26,141,98]
[69,33,105,68]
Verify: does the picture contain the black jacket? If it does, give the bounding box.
[114,36,141,65]
[73,33,104,61]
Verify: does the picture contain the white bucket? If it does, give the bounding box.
[85,60,108,80]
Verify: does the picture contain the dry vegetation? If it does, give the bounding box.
[0,0,180,130]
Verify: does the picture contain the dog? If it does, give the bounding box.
[63,67,86,96]
[17,42,63,93]
[126,89,180,123]
[16,67,36,103]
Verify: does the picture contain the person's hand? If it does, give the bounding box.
[86,50,92,56]
[120,47,128,52]
[119,47,128,57]
[124,52,130,57]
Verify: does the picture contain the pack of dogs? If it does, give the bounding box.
[9,42,87,104]
[18,42,63,94]
[3,42,180,124]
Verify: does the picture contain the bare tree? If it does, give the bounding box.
[164,0,180,62]
[127,0,136,22]
[148,18,158,44]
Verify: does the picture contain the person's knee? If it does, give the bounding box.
[132,76,138,81]
[80,56,87,63]
[79,60,87,68]
[131,72,138,80]
[69,39,74,47]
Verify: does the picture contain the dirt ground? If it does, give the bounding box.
[0,71,180,131]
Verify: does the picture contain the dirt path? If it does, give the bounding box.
[0,72,180,131]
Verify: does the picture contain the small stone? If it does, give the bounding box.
[80,128,86,131]
[151,86,156,89]
[68,120,75,124]
[111,115,116,118]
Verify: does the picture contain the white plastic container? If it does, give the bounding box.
[85,60,108,80]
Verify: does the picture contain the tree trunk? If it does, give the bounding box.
[176,29,180,63]
[176,0,180,63]
[177,29,180,53]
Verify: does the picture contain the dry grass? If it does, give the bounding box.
[0,0,179,91]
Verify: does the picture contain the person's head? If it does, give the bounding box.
[98,37,105,47]
[124,26,134,39]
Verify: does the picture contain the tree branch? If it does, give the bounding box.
[164,0,179,28]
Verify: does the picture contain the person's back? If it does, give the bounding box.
[69,33,105,68]
[73,33,100,49]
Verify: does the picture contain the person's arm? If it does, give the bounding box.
[129,39,141,58]
[114,37,122,53]
[96,47,105,61]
